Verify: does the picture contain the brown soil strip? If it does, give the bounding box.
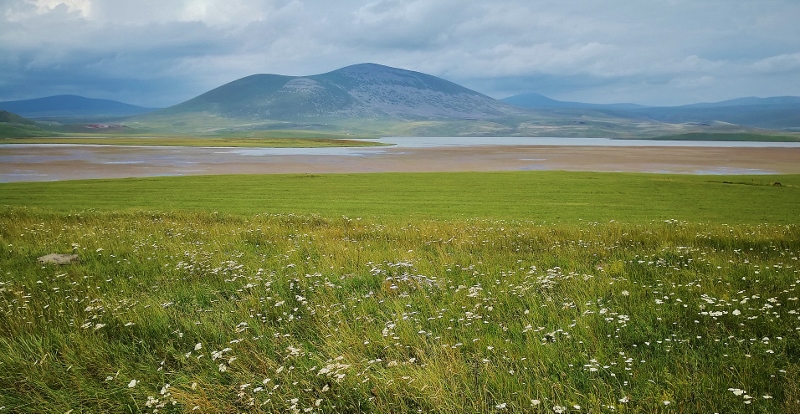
[2,145,799,182]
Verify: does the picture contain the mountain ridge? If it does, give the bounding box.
[502,93,800,129]
[502,92,646,110]
[4,65,798,136]
[154,63,523,121]
[0,95,158,118]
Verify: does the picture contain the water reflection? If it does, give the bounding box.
[374,136,800,148]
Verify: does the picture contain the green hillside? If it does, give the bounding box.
[0,110,35,125]
[0,110,54,138]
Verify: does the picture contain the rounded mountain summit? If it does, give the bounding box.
[153,63,522,121]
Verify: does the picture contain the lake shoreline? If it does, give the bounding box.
[3,143,800,182]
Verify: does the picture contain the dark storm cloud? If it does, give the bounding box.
[2,0,799,107]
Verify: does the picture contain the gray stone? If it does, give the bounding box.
[38,253,79,265]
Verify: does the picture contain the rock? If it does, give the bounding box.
[38,253,79,265]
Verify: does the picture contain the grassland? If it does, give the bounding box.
[0,123,54,138]
[1,172,799,413]
[0,172,798,223]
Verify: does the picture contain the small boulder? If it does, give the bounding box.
[38,253,79,265]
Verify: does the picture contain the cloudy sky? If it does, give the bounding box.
[2,0,799,107]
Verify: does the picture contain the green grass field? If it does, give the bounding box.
[1,172,799,412]
[0,123,55,138]
[1,172,798,223]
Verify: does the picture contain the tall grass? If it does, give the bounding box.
[1,208,798,412]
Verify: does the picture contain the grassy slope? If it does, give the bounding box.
[1,172,799,412]
[0,172,798,224]
[0,123,55,138]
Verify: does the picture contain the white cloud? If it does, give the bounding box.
[752,53,800,74]
[31,0,90,15]
[5,0,92,19]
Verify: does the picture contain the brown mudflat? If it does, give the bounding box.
[2,144,799,182]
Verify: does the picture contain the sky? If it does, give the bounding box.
[1,0,799,108]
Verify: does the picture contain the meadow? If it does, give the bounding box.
[1,172,799,413]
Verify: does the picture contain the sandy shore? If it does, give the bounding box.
[2,144,800,182]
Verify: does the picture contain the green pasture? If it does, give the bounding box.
[1,171,799,412]
[1,171,798,223]
[1,209,798,412]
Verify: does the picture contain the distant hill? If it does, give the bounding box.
[679,96,800,108]
[632,105,800,130]
[0,95,157,118]
[0,110,36,125]
[502,93,800,129]
[0,110,52,137]
[155,63,523,121]
[502,92,645,110]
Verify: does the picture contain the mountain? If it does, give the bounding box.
[502,93,800,129]
[679,96,800,108]
[155,63,522,121]
[135,64,796,137]
[502,92,645,110]
[0,95,157,118]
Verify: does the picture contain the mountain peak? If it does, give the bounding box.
[335,62,397,73]
[157,63,521,121]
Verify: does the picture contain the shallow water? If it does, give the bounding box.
[2,137,800,182]
[374,136,800,148]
